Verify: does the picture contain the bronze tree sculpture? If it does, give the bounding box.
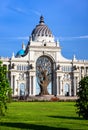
[36,56,52,95]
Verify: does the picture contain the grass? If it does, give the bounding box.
[0,102,88,130]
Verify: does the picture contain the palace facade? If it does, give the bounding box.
[1,16,88,98]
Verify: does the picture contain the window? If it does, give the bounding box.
[17,65,29,71]
[62,66,72,72]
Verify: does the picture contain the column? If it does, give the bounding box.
[60,78,62,95]
[29,76,31,95]
[69,83,71,96]
[74,77,76,96]
[16,80,19,96]
[31,76,33,95]
[57,76,60,95]
[76,77,78,94]
[33,76,36,95]
[84,67,86,76]
[79,67,81,80]
[11,75,13,93]
[56,76,59,95]
[11,75,15,95]
[52,71,56,95]
[27,73,29,96]
[13,75,15,95]
[60,80,63,95]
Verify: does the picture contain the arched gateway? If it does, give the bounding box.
[36,56,55,95]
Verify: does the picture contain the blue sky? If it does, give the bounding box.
[0,0,88,59]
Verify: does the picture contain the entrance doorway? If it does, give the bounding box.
[64,83,70,96]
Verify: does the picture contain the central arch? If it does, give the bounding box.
[36,55,54,95]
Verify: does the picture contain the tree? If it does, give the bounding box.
[0,61,12,116]
[75,76,88,120]
[36,56,52,95]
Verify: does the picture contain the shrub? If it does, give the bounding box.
[75,76,88,120]
[0,61,12,116]
[50,96,59,102]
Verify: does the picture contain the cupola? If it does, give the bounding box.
[31,16,54,42]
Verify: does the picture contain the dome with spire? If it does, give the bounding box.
[16,49,25,57]
[15,43,25,58]
[31,16,54,42]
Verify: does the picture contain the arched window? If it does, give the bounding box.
[20,83,25,96]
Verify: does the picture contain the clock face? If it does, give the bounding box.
[36,56,53,83]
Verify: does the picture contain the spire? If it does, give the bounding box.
[73,54,77,61]
[12,52,15,58]
[56,39,60,47]
[39,15,44,24]
[22,42,25,50]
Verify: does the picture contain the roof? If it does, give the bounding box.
[16,49,25,57]
[31,16,53,41]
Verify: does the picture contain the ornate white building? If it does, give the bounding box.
[1,16,88,98]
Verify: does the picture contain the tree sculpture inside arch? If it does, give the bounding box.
[36,56,52,95]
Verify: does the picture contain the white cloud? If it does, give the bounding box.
[7,6,28,15]
[79,35,88,39]
[7,6,41,16]
[30,9,41,16]
[17,36,29,40]
[59,35,88,41]
[0,36,29,40]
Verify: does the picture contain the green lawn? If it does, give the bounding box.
[0,102,88,130]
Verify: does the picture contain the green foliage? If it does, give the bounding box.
[0,61,12,116]
[76,76,88,120]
